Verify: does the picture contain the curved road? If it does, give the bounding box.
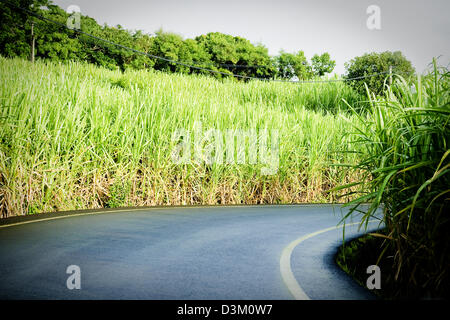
[0,205,383,300]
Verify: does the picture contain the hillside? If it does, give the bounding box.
[0,56,365,217]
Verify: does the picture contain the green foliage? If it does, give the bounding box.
[106,180,130,208]
[110,76,130,90]
[195,32,275,79]
[130,31,155,70]
[345,51,415,95]
[311,53,336,77]
[180,38,212,75]
[0,56,366,216]
[36,5,82,61]
[150,29,187,73]
[336,60,450,299]
[0,0,49,58]
[335,232,391,299]
[1,0,338,82]
[275,50,312,80]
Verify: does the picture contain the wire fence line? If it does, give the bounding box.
[2,0,406,84]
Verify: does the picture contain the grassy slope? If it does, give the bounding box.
[336,63,450,300]
[0,56,364,217]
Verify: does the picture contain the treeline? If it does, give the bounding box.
[0,0,336,80]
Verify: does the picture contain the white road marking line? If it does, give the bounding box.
[0,207,150,229]
[280,219,379,300]
[0,204,338,229]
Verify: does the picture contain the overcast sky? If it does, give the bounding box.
[52,0,449,75]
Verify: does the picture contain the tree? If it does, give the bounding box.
[275,50,312,80]
[195,32,275,80]
[0,0,318,82]
[311,53,335,77]
[77,15,119,70]
[149,29,188,73]
[99,24,141,71]
[130,31,155,70]
[196,33,237,64]
[179,38,213,75]
[0,0,50,59]
[36,5,83,62]
[231,36,275,79]
[345,51,415,95]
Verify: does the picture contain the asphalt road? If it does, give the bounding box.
[0,205,383,300]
